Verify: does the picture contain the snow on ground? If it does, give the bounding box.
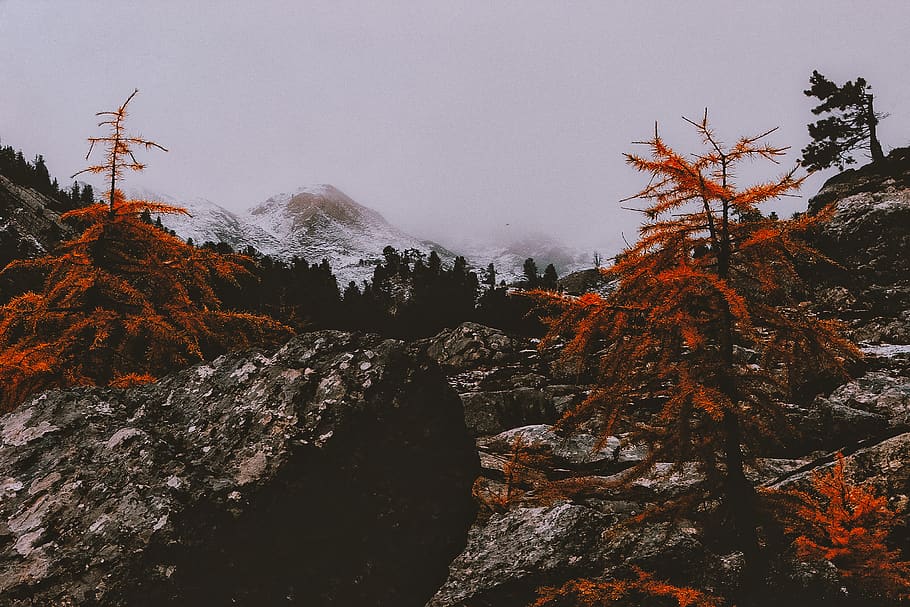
[861,343,910,358]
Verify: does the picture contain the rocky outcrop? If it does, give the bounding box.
[427,503,612,607]
[771,430,910,495]
[420,322,519,372]
[0,331,479,606]
[807,149,910,344]
[417,323,588,437]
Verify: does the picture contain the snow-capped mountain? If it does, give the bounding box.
[144,184,454,287]
[140,184,591,288]
[128,188,279,253]
[240,184,457,285]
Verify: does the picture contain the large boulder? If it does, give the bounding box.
[417,323,588,437]
[0,331,479,606]
[770,431,910,514]
[419,322,520,372]
[806,151,910,343]
[427,503,611,607]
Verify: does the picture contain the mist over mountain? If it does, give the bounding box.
[143,184,593,286]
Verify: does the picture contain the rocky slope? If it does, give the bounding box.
[806,148,910,345]
[0,331,478,606]
[0,175,73,269]
[421,157,910,606]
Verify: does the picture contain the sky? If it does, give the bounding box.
[1,1,908,257]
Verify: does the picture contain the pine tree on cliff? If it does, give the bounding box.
[0,90,290,411]
[801,70,886,171]
[532,112,859,597]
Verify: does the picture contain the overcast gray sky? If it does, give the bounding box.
[1,1,908,255]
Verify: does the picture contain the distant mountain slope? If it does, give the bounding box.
[128,188,280,254]
[149,184,454,287]
[149,183,590,288]
[242,185,457,286]
[0,174,74,268]
[450,233,591,285]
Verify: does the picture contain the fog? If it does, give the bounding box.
[1,1,908,257]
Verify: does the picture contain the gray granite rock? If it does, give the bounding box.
[0,331,479,606]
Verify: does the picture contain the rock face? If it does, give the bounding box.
[0,331,479,606]
[416,323,588,437]
[427,503,612,607]
[807,149,910,344]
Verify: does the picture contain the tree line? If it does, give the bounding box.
[0,139,95,210]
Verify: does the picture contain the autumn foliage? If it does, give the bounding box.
[531,113,859,563]
[786,453,910,602]
[533,567,722,607]
[0,91,290,410]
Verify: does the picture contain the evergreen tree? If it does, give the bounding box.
[0,90,289,410]
[428,250,442,275]
[80,184,95,206]
[542,263,558,290]
[533,113,858,599]
[801,70,886,171]
[485,262,496,289]
[523,257,539,287]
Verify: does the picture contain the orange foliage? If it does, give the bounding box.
[788,454,910,601]
[530,113,859,554]
[0,91,290,410]
[533,567,723,607]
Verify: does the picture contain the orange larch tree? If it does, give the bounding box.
[0,90,290,410]
[533,113,859,573]
[787,453,910,602]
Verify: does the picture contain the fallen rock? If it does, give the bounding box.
[420,322,519,372]
[818,371,910,427]
[460,385,583,437]
[479,424,645,476]
[426,503,611,607]
[0,331,479,606]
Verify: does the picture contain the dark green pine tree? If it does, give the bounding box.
[801,70,886,171]
[523,257,539,288]
[485,262,496,289]
[80,184,95,205]
[428,250,442,275]
[541,263,558,290]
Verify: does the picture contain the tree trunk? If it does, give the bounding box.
[867,94,885,163]
[723,408,765,606]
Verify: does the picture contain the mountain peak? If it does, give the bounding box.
[250,184,388,231]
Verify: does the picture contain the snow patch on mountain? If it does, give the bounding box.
[137,184,591,289]
[239,184,456,286]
